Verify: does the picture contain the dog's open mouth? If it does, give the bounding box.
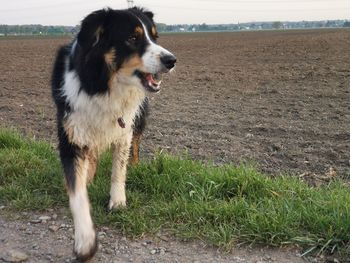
[134,70,162,93]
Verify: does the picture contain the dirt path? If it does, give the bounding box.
[0,210,306,263]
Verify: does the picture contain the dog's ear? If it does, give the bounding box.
[131,7,154,21]
[143,10,154,20]
[76,9,113,94]
[77,9,109,50]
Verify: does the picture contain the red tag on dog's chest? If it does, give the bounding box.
[117,117,126,128]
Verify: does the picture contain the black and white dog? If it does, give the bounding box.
[51,7,176,261]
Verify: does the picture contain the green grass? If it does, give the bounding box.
[1,128,350,257]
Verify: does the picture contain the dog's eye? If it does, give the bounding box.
[127,35,137,44]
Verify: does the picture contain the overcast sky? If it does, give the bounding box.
[0,0,349,26]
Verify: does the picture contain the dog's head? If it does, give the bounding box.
[74,7,176,94]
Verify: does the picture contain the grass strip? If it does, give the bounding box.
[0,128,349,256]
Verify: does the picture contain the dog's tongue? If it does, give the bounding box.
[146,73,158,86]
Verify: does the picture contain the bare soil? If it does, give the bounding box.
[0,30,349,178]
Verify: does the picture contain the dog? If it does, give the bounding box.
[51,7,176,261]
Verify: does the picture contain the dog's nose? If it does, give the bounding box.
[160,54,177,70]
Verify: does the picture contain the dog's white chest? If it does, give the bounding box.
[63,74,145,152]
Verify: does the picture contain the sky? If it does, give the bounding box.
[0,0,349,26]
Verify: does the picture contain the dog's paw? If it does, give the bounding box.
[109,189,127,211]
[108,198,127,211]
[73,228,98,262]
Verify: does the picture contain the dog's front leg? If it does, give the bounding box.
[61,147,97,261]
[109,132,133,210]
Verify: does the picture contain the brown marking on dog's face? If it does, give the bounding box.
[108,54,143,90]
[118,54,144,76]
[151,26,158,38]
[104,48,116,69]
[135,26,144,37]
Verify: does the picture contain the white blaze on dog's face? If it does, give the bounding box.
[139,21,176,75]
[123,10,177,93]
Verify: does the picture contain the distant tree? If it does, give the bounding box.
[198,23,209,31]
[316,22,325,28]
[272,21,282,29]
[343,21,350,27]
[0,25,9,35]
[156,23,167,32]
[232,24,240,30]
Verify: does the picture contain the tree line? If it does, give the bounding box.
[0,24,77,36]
[0,20,349,36]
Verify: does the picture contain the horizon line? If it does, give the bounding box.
[1,18,349,27]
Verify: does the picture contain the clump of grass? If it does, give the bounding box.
[1,128,350,257]
[0,128,65,209]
